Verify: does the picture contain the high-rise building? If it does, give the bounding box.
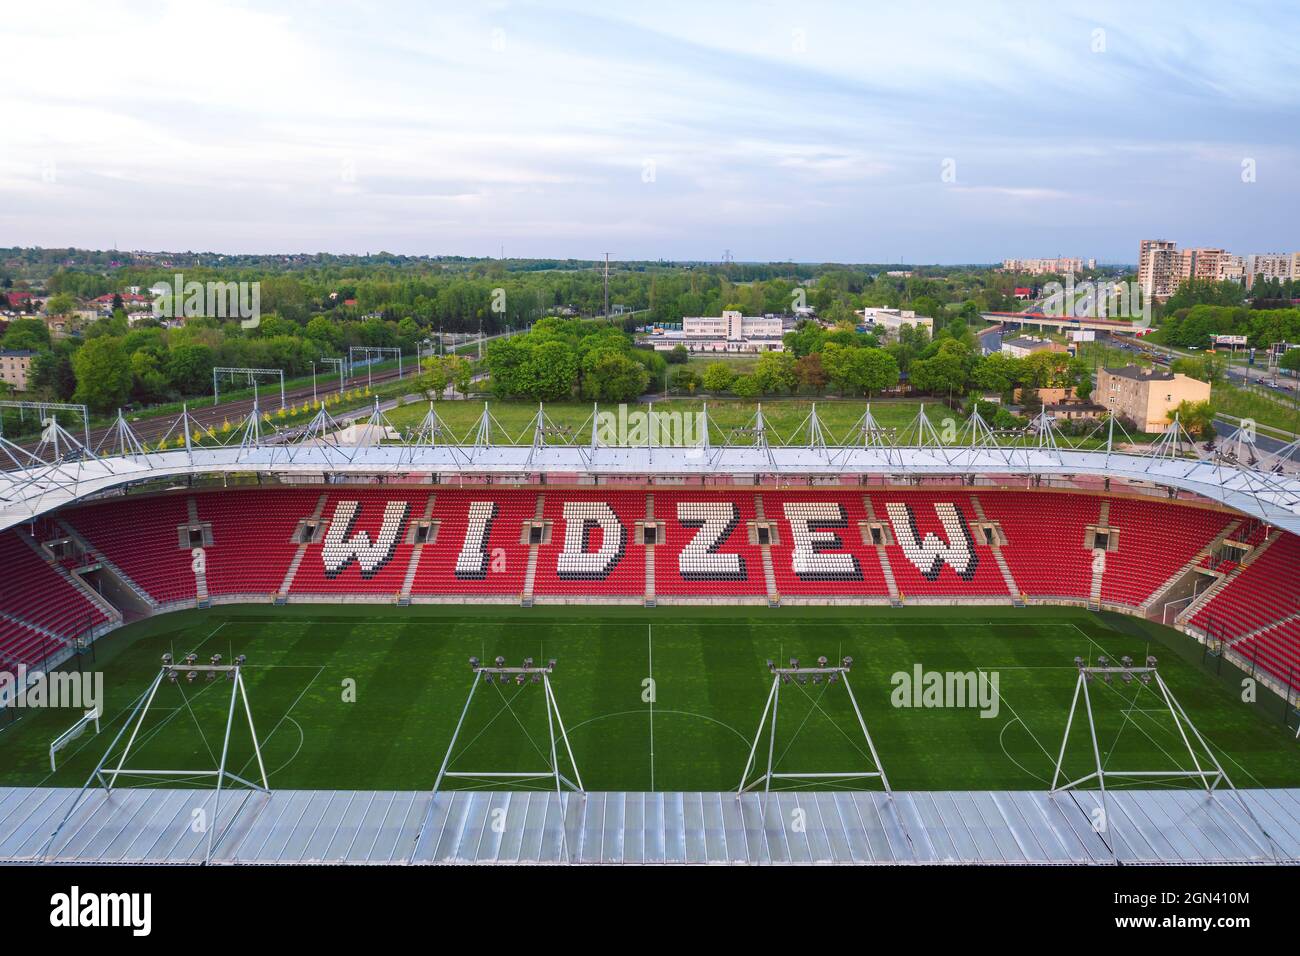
[1137,240,1178,299]
[1177,248,1231,284]
[1245,253,1292,290]
[999,257,1089,275]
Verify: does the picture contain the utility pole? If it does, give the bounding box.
[603,252,610,320]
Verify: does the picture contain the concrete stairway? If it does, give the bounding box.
[521,494,544,607]
[971,496,1021,605]
[754,493,779,606]
[399,492,437,605]
[644,493,656,607]
[1087,500,1111,609]
[186,497,209,607]
[52,520,149,613]
[1176,534,1278,627]
[277,492,328,603]
[1141,518,1242,615]
[863,498,901,606]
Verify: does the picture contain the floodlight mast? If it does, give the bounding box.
[41,654,268,865]
[1050,655,1278,862]
[433,657,584,797]
[738,655,892,797]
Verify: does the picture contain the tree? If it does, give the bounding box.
[730,374,761,398]
[304,315,341,350]
[1172,399,1216,440]
[909,350,967,396]
[858,348,901,396]
[522,339,579,401]
[700,361,735,393]
[418,356,450,399]
[130,349,170,403]
[1171,353,1226,386]
[165,343,216,395]
[444,354,473,396]
[581,348,648,402]
[972,352,1024,395]
[782,320,825,358]
[45,292,78,316]
[822,344,899,396]
[30,346,76,401]
[794,353,828,394]
[2,318,51,352]
[670,365,701,395]
[72,337,132,411]
[666,344,689,364]
[752,351,798,395]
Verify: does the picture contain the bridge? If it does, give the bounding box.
[981,311,1151,336]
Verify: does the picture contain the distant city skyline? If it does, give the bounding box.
[2,0,1297,263]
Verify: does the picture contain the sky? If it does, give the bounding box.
[2,0,1298,264]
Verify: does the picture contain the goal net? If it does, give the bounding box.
[49,707,101,771]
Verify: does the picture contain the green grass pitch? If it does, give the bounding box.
[2,604,1296,793]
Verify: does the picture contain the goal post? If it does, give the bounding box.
[49,707,101,771]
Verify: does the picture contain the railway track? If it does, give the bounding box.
[16,364,411,455]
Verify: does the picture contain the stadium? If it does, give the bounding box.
[0,401,1296,866]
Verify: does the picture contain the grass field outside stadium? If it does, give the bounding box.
[2,604,1296,795]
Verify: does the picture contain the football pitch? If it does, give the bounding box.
[2,604,1297,793]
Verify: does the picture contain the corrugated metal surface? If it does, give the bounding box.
[2,787,1296,864]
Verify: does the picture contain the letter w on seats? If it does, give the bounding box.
[885,501,978,581]
[321,500,411,578]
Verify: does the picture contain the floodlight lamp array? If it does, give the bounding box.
[1074,653,1157,685]
[765,654,854,685]
[469,655,557,685]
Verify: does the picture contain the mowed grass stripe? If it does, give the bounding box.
[1,604,1295,792]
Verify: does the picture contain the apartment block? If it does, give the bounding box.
[1137,240,1179,298]
[1097,365,1211,432]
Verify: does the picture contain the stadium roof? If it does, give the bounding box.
[1,402,1297,533]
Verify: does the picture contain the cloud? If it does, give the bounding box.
[1,0,1297,261]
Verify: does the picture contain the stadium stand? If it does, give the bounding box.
[531,490,646,596]
[290,489,429,596]
[1099,498,1235,608]
[866,490,1011,598]
[1189,531,1300,643]
[410,488,534,595]
[1231,618,1300,691]
[762,492,888,597]
[978,490,1098,600]
[0,531,109,671]
[199,487,321,597]
[62,493,197,605]
[654,491,767,597]
[6,485,1296,688]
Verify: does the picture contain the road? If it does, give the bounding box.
[979,323,1004,354]
[1214,419,1297,460]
